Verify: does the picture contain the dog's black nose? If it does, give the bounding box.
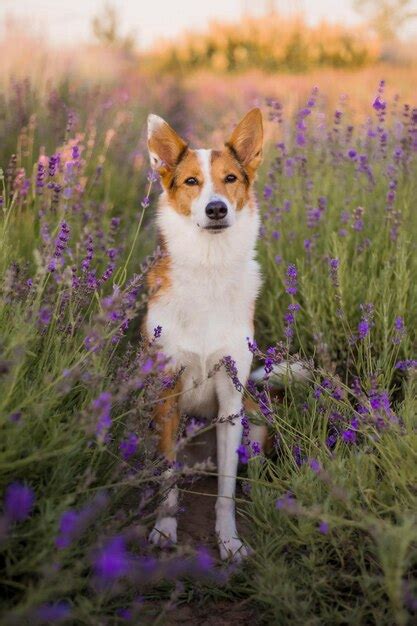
[205,200,228,220]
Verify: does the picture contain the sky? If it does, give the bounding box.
[0,0,416,48]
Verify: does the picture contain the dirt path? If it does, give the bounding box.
[150,477,259,626]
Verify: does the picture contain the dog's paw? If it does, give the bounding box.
[149,516,177,547]
[217,532,249,562]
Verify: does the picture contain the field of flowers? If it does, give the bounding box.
[1,59,417,625]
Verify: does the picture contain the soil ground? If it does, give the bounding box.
[147,476,260,626]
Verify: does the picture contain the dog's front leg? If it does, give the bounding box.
[215,378,248,561]
[149,383,180,547]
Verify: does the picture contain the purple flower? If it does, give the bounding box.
[373,96,386,111]
[393,316,406,344]
[342,429,357,444]
[236,444,249,464]
[153,325,162,339]
[309,458,321,474]
[275,492,298,512]
[395,359,417,370]
[141,357,154,375]
[285,264,298,295]
[56,493,107,549]
[116,608,133,621]
[81,235,94,272]
[39,307,52,325]
[9,411,22,423]
[48,154,60,177]
[94,536,130,582]
[358,319,370,340]
[93,392,112,441]
[53,221,70,259]
[251,441,261,456]
[195,546,214,572]
[247,337,258,354]
[223,356,242,392]
[36,161,45,193]
[318,521,329,535]
[35,602,71,623]
[56,511,80,549]
[4,482,35,522]
[119,433,139,460]
[352,206,364,232]
[293,445,304,467]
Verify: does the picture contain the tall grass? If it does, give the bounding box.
[0,68,416,624]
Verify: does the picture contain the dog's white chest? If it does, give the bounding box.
[145,201,261,415]
[148,260,257,361]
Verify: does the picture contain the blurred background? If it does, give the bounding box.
[1,0,417,121]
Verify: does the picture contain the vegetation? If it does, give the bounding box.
[0,23,416,625]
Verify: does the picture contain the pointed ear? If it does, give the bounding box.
[226,108,263,177]
[147,114,188,176]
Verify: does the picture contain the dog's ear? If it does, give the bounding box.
[147,114,188,177]
[226,108,263,178]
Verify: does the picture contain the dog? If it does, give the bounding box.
[145,108,263,561]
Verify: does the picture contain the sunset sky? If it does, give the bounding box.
[1,0,416,48]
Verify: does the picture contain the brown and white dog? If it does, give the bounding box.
[145,109,263,561]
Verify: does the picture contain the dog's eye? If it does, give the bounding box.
[184,177,198,186]
[225,174,237,183]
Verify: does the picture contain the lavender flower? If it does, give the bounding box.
[4,482,35,522]
[93,392,112,442]
[251,441,261,456]
[94,536,130,582]
[141,357,154,375]
[223,356,242,392]
[392,316,406,344]
[342,428,357,444]
[395,359,417,370]
[373,96,386,112]
[284,302,300,339]
[38,307,52,326]
[35,602,71,623]
[358,303,374,340]
[309,458,321,474]
[48,221,70,271]
[275,492,298,513]
[236,444,249,464]
[56,493,107,549]
[285,263,298,295]
[119,433,139,460]
[81,235,94,272]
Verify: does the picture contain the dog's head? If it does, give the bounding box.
[147,109,263,233]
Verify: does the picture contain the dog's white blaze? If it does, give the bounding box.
[196,148,213,194]
[190,149,214,226]
[191,148,235,229]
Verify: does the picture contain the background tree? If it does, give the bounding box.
[91,2,136,55]
[353,0,417,41]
